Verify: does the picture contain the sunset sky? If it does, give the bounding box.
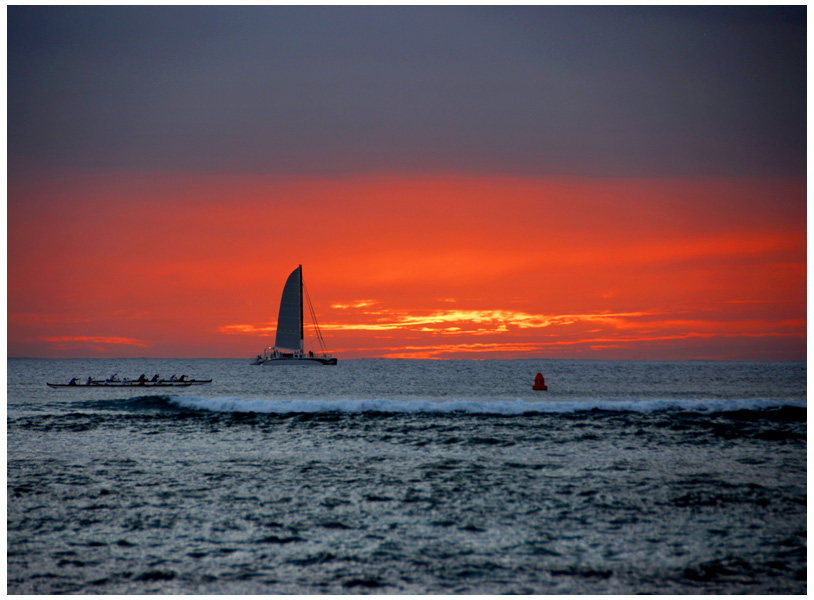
[7,6,807,360]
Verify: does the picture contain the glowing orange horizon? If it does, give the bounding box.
[7,172,806,360]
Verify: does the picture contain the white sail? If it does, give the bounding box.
[275,266,303,350]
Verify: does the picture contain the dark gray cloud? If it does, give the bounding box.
[8,6,806,176]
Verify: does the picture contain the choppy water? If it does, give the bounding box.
[7,358,806,594]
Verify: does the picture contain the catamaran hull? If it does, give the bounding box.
[262,357,337,366]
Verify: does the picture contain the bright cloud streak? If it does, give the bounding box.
[316,308,663,333]
[220,300,805,361]
[221,308,668,337]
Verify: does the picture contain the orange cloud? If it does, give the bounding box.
[41,336,149,348]
[7,172,805,359]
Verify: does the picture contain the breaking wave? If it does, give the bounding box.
[165,395,805,416]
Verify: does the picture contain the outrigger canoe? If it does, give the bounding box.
[46,381,197,388]
[46,378,212,388]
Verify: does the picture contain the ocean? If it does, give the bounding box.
[7,358,806,594]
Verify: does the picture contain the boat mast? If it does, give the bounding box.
[299,264,304,353]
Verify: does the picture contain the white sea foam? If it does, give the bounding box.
[167,395,805,415]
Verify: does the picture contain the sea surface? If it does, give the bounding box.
[7,358,807,594]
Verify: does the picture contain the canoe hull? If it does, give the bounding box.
[46,381,208,388]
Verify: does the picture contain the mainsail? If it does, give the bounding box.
[275,266,303,350]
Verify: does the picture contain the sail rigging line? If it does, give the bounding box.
[304,283,329,353]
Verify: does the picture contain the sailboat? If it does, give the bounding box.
[251,265,338,366]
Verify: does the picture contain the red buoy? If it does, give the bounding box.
[532,373,548,391]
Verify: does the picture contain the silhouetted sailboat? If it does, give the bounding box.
[251,265,337,366]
